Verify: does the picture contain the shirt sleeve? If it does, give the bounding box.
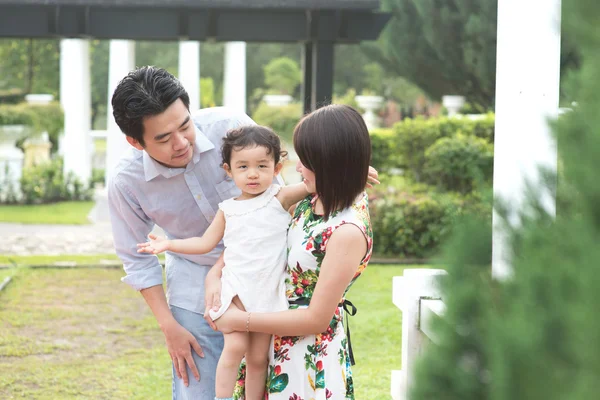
[108,175,164,291]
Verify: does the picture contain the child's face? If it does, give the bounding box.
[224,145,282,198]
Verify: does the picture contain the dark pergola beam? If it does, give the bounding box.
[0,5,389,43]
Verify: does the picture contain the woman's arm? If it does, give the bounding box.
[215,224,367,336]
[138,210,226,255]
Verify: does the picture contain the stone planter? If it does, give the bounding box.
[0,125,31,201]
[442,95,466,117]
[355,95,384,130]
[263,94,293,107]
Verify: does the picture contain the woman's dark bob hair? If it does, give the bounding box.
[293,104,371,218]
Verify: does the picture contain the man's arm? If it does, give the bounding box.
[108,177,203,387]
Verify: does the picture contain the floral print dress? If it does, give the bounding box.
[233,192,373,400]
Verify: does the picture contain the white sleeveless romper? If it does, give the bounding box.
[209,184,291,320]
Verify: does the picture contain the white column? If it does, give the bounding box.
[60,39,92,184]
[391,269,447,400]
[178,41,200,112]
[492,0,562,279]
[105,40,135,186]
[223,42,247,113]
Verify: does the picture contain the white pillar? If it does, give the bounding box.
[223,42,247,113]
[178,41,200,112]
[391,269,447,400]
[492,0,561,279]
[105,40,135,186]
[60,39,92,184]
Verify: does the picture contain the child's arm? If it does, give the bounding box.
[276,182,310,211]
[137,210,226,255]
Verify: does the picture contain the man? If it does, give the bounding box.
[108,66,254,399]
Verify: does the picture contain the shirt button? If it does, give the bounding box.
[196,194,202,200]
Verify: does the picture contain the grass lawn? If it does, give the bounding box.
[0,264,409,399]
[0,201,95,224]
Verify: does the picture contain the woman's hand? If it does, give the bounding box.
[203,267,223,330]
[366,166,380,189]
[137,233,170,254]
[214,303,246,334]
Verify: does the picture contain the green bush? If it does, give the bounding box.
[200,78,216,108]
[0,102,64,153]
[251,102,302,144]
[423,134,494,193]
[263,57,301,95]
[370,185,492,259]
[371,193,448,258]
[19,158,92,204]
[394,115,495,182]
[370,128,400,174]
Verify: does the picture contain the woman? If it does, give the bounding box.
[212,104,373,399]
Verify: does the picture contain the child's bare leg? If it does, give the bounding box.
[244,332,272,400]
[215,300,249,398]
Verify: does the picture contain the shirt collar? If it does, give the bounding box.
[143,125,215,182]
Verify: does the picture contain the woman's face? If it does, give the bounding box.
[296,160,316,193]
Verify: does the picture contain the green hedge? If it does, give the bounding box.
[370,128,400,173]
[0,102,64,153]
[251,102,302,145]
[20,158,92,204]
[394,114,495,182]
[370,185,492,259]
[423,134,494,193]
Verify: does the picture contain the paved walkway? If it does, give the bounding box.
[0,222,117,255]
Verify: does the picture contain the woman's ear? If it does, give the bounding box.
[223,163,233,177]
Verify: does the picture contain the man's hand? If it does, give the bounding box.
[137,233,170,254]
[367,166,380,189]
[162,320,204,387]
[204,267,223,330]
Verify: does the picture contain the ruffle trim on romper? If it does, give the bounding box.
[218,184,282,217]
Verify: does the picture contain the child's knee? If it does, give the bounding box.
[245,350,269,369]
[223,334,248,360]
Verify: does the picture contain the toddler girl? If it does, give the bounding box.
[137,125,308,400]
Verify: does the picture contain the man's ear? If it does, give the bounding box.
[274,162,283,176]
[223,163,233,177]
[126,135,144,151]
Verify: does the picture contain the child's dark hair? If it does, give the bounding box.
[221,125,287,166]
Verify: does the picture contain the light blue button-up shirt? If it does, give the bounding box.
[108,107,259,314]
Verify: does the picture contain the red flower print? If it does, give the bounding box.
[274,365,281,375]
[293,276,298,284]
[326,389,333,398]
[295,287,304,295]
[301,279,310,286]
[306,242,313,250]
[316,360,323,371]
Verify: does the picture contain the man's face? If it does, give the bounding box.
[126,99,196,168]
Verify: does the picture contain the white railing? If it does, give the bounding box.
[391,269,447,400]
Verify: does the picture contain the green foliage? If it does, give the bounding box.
[371,188,491,259]
[19,158,92,204]
[368,0,580,109]
[251,102,302,144]
[411,2,600,399]
[423,133,494,193]
[369,128,400,174]
[263,57,301,95]
[90,168,106,188]
[200,78,216,108]
[0,102,64,153]
[394,115,495,182]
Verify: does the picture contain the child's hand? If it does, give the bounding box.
[137,234,170,254]
[366,166,380,189]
